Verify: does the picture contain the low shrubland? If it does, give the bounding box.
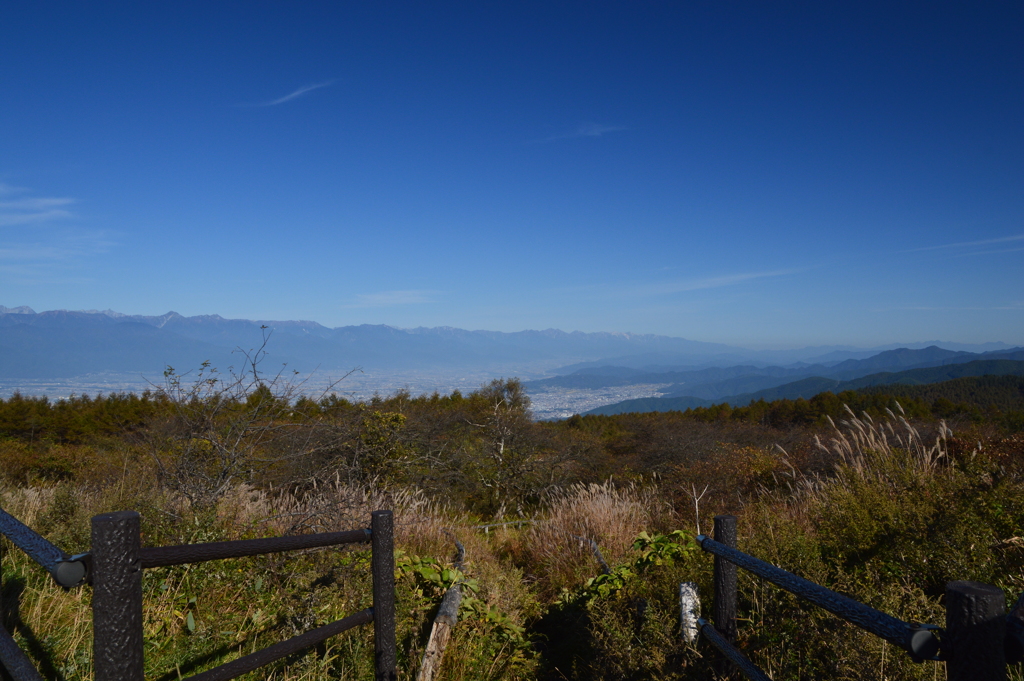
[2,370,1024,679]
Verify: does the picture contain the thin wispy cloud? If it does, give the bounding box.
[248,80,336,107]
[0,245,77,260]
[576,122,626,137]
[907,233,1024,252]
[877,303,1024,311]
[0,266,94,285]
[0,183,114,283]
[669,269,797,293]
[0,182,28,196]
[0,210,75,227]
[0,228,114,283]
[537,121,627,143]
[954,246,1024,258]
[0,197,74,210]
[557,268,799,302]
[0,186,75,227]
[627,269,800,298]
[346,290,439,308]
[0,230,114,260]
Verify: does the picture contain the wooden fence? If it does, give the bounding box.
[0,505,396,681]
[687,514,1024,681]
[10,505,1024,680]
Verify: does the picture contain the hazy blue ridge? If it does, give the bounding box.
[3,307,1021,385]
[0,307,754,377]
[825,347,1024,380]
[0,311,227,379]
[524,365,771,390]
[526,364,825,392]
[551,341,1017,373]
[545,346,1024,399]
[707,358,1024,406]
[823,346,971,376]
[584,359,1024,416]
[661,371,824,400]
[584,395,713,416]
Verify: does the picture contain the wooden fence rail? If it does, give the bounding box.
[0,505,396,681]
[692,514,1021,681]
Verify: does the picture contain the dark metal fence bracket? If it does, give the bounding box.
[53,554,89,588]
[0,505,87,589]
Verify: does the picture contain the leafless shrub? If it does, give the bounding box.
[146,330,352,509]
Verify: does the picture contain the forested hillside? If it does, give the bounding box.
[860,374,1024,414]
[587,359,1024,417]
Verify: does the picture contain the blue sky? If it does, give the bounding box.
[1,2,1021,347]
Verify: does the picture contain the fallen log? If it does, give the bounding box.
[417,534,466,681]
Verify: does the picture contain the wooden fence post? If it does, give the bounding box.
[713,515,738,678]
[92,511,144,681]
[371,511,397,681]
[945,581,1005,681]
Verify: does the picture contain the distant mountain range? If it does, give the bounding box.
[1,307,1019,402]
[0,306,775,380]
[582,353,1024,416]
[529,346,1024,399]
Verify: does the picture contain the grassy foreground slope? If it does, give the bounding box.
[2,375,1024,680]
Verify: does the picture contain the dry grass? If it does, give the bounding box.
[816,404,952,477]
[522,481,659,594]
[0,484,55,527]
